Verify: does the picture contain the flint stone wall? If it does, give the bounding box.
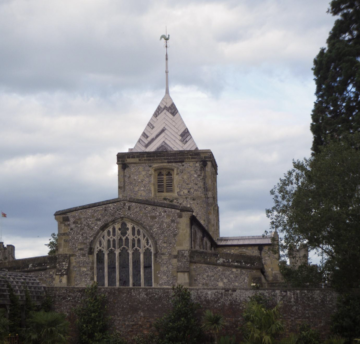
[0,255,57,286]
[55,198,193,287]
[48,287,338,342]
[117,150,219,239]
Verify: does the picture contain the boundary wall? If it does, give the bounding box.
[48,287,338,341]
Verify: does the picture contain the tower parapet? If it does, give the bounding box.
[0,242,15,261]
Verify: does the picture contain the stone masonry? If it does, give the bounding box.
[48,287,339,342]
[117,150,219,239]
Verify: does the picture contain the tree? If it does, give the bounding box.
[154,285,204,344]
[0,309,10,344]
[311,0,360,154]
[45,233,58,255]
[202,310,226,344]
[75,283,109,344]
[26,311,69,344]
[7,282,21,336]
[266,134,360,290]
[242,295,284,344]
[331,293,360,343]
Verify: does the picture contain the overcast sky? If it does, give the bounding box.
[0,0,336,259]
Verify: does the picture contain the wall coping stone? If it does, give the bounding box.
[46,286,337,291]
[54,197,194,216]
[0,255,57,272]
[190,250,264,270]
[117,149,218,173]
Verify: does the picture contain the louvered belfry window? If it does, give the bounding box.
[95,221,153,287]
[157,170,174,193]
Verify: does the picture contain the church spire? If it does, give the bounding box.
[160,33,170,95]
[131,34,198,152]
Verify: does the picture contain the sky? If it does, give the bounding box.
[0,0,336,259]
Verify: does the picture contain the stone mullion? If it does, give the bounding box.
[129,230,133,287]
[105,247,108,287]
[94,248,97,283]
[140,237,144,287]
[151,246,155,287]
[116,228,119,287]
[129,249,133,287]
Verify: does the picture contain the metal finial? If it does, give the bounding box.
[160,34,170,95]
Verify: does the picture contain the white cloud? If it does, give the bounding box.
[0,0,335,258]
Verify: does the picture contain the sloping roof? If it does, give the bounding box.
[54,197,193,216]
[132,94,198,152]
[217,236,272,246]
[0,272,46,305]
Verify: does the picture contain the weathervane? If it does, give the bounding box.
[160,33,170,95]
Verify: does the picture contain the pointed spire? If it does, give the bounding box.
[130,34,198,152]
[165,39,169,95]
[160,33,170,95]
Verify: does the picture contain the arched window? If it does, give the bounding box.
[157,169,174,193]
[95,221,153,287]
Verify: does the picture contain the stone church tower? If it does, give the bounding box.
[51,37,281,289]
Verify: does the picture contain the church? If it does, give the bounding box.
[52,37,282,289]
[0,37,282,289]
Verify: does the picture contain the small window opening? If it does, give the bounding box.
[157,169,174,193]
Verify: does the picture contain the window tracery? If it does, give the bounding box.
[95,221,153,287]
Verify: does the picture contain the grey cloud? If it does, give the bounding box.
[0,0,335,95]
[0,0,331,257]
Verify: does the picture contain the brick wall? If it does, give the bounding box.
[48,287,338,342]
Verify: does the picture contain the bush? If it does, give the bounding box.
[218,335,236,344]
[7,283,21,336]
[324,337,346,344]
[242,295,284,344]
[0,309,9,344]
[331,294,360,344]
[26,311,69,344]
[296,323,321,344]
[154,285,204,344]
[75,283,110,344]
[202,310,226,344]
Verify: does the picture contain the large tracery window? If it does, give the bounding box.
[157,169,174,193]
[95,221,153,287]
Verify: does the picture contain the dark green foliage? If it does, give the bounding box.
[95,333,128,344]
[45,232,58,255]
[0,309,9,343]
[242,295,284,344]
[279,325,321,344]
[279,334,299,344]
[279,264,324,288]
[40,292,53,312]
[7,283,21,336]
[218,335,236,344]
[202,310,226,344]
[311,0,360,153]
[296,323,321,344]
[331,294,360,343]
[266,135,360,290]
[324,337,346,344]
[26,311,69,344]
[154,285,204,344]
[247,294,273,309]
[75,283,110,344]
[132,333,157,344]
[24,286,35,319]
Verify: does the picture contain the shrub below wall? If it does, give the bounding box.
[47,287,338,342]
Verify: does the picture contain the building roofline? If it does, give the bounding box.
[54,197,193,216]
[117,149,218,173]
[217,235,272,246]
